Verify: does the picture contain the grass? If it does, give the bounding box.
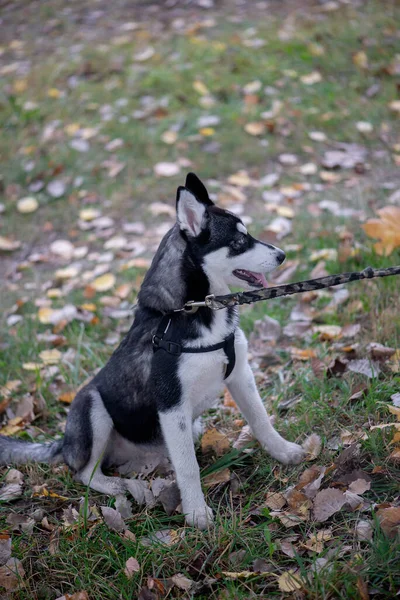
[1,0,400,598]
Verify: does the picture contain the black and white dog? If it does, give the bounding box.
[0,173,305,528]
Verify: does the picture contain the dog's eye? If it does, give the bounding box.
[230,236,247,251]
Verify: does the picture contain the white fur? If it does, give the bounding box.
[177,189,206,237]
[203,243,279,291]
[236,222,247,234]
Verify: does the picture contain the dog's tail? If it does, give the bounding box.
[0,435,64,465]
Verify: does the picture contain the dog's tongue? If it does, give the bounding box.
[255,272,268,287]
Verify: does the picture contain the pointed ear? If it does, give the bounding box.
[176,187,208,237]
[185,172,214,206]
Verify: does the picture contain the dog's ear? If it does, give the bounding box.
[176,187,208,237]
[185,173,214,206]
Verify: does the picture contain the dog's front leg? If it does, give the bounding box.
[159,407,213,529]
[227,333,305,465]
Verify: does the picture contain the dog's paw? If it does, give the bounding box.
[184,504,214,530]
[270,442,306,465]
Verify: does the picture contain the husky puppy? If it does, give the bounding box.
[0,173,305,529]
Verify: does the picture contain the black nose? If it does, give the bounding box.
[276,250,286,264]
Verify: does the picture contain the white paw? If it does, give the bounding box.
[184,504,214,530]
[270,442,306,465]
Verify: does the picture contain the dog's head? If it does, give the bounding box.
[176,173,285,291]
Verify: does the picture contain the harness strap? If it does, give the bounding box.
[152,314,236,379]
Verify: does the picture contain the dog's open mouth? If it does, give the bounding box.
[233,269,268,288]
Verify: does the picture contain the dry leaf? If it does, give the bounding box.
[171,573,193,591]
[355,519,373,541]
[124,557,140,579]
[0,558,25,592]
[244,122,265,136]
[0,236,21,251]
[302,434,322,460]
[17,197,38,214]
[100,506,126,532]
[278,569,304,592]
[0,536,11,567]
[376,507,400,538]
[55,592,89,600]
[92,273,116,292]
[291,348,317,360]
[39,349,62,365]
[203,468,230,488]
[233,424,254,450]
[265,492,287,511]
[154,162,181,177]
[362,206,400,256]
[201,428,230,456]
[313,488,347,522]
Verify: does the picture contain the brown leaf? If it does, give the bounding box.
[264,492,286,511]
[278,569,304,592]
[356,576,370,600]
[203,468,231,488]
[0,536,11,567]
[223,389,237,409]
[362,206,400,256]
[171,573,193,591]
[302,434,322,460]
[201,428,230,456]
[55,592,89,600]
[0,558,25,592]
[100,506,126,532]
[124,557,140,579]
[313,488,347,522]
[233,425,254,450]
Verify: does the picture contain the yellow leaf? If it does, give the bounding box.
[47,88,61,98]
[353,51,369,69]
[92,273,116,292]
[291,348,317,360]
[388,405,400,421]
[0,236,21,251]
[278,570,304,592]
[244,122,265,136]
[201,428,230,456]
[80,303,96,312]
[0,417,24,436]
[39,349,62,365]
[362,206,400,256]
[389,100,400,113]
[193,80,209,95]
[17,197,39,214]
[13,79,28,93]
[389,448,400,462]
[79,208,101,221]
[38,307,54,324]
[199,127,215,136]
[22,362,42,371]
[64,123,81,135]
[59,391,75,404]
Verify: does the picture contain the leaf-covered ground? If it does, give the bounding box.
[1,0,400,598]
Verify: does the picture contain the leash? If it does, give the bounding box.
[180,265,400,312]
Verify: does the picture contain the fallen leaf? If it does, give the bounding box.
[313,488,347,522]
[203,468,231,487]
[278,569,304,592]
[244,122,265,136]
[154,162,180,177]
[355,519,373,541]
[201,428,230,456]
[233,424,254,449]
[291,348,317,360]
[353,51,369,69]
[100,506,125,532]
[0,536,11,567]
[302,434,322,460]
[55,592,89,600]
[264,492,287,510]
[17,197,38,213]
[39,349,62,365]
[0,484,23,502]
[348,359,380,378]
[376,507,400,538]
[92,273,116,292]
[141,529,184,547]
[300,71,322,85]
[124,557,140,579]
[0,236,21,251]
[171,573,193,591]
[0,557,25,592]
[362,206,400,256]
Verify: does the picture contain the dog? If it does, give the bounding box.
[0,173,305,529]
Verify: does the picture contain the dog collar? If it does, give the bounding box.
[152,313,236,380]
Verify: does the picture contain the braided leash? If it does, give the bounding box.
[182,265,400,312]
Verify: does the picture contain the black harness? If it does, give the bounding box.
[152,313,236,380]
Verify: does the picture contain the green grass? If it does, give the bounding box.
[1,0,400,598]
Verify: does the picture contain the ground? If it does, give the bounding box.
[0,0,400,598]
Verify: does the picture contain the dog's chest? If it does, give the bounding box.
[178,309,237,416]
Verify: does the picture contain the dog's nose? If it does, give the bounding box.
[276,249,286,264]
